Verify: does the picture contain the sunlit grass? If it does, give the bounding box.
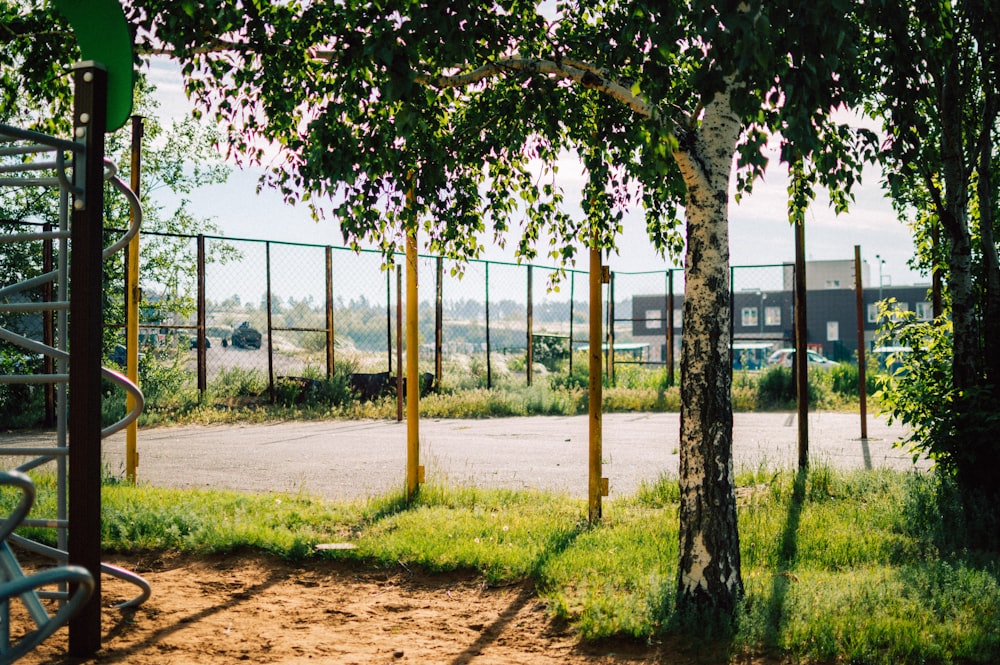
[5,466,996,663]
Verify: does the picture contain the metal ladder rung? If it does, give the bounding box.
[0,160,60,175]
[21,519,69,530]
[0,375,69,385]
[0,230,71,244]
[0,302,69,314]
[0,447,68,457]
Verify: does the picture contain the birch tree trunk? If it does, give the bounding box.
[673,86,744,616]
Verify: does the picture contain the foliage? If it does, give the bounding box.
[3,0,889,616]
[530,333,569,372]
[876,308,1000,549]
[0,343,45,428]
[861,1,1000,550]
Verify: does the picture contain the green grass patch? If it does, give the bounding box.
[5,466,997,663]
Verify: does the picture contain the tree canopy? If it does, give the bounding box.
[2,0,884,616]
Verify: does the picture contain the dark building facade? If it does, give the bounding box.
[632,284,933,365]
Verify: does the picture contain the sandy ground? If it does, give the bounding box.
[12,552,737,665]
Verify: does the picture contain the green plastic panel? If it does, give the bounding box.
[52,0,134,131]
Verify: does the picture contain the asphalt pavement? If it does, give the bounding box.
[2,412,925,502]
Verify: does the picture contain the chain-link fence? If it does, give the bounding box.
[5,220,813,406]
[110,231,806,396]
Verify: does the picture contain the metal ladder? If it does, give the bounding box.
[0,122,151,631]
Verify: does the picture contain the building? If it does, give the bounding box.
[631,260,933,365]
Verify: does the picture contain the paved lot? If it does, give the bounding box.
[3,412,925,502]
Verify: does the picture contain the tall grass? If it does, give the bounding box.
[40,352,890,430]
[6,466,996,663]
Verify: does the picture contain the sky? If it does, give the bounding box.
[144,60,926,293]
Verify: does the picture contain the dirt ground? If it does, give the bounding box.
[13,552,745,665]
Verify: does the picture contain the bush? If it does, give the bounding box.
[0,346,45,428]
[877,310,1000,550]
[828,362,879,398]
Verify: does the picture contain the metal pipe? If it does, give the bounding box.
[406,231,420,499]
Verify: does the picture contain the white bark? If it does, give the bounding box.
[673,83,744,612]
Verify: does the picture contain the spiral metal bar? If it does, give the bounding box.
[0,123,152,646]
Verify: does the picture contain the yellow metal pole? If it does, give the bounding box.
[125,116,142,485]
[588,242,604,521]
[406,229,421,500]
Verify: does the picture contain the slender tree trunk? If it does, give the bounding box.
[977,84,1000,386]
[939,54,976,393]
[673,86,743,617]
[940,45,1000,550]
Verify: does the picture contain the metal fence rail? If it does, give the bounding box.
[4,222,807,402]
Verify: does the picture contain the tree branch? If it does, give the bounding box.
[410,57,659,123]
[138,37,259,57]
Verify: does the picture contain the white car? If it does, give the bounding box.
[766,348,839,369]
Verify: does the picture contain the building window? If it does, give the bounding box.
[673,308,682,328]
[827,321,839,342]
[915,301,933,321]
[867,303,879,323]
[825,279,841,288]
[764,306,781,327]
[741,307,758,327]
[645,309,661,330]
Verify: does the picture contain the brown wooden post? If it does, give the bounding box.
[568,271,575,376]
[588,244,605,521]
[666,270,675,386]
[485,262,492,389]
[68,61,107,657]
[265,241,274,402]
[196,234,207,395]
[526,265,533,386]
[396,264,403,422]
[325,246,335,378]
[854,245,869,439]
[435,256,442,385]
[386,270,392,374]
[794,219,809,469]
[607,272,615,384]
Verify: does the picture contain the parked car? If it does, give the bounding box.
[230,322,262,349]
[766,348,839,369]
[188,337,212,350]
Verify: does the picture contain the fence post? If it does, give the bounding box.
[325,246,334,378]
[386,269,392,374]
[730,266,736,369]
[607,271,615,384]
[485,261,492,389]
[794,220,809,468]
[435,256,442,385]
[196,234,206,396]
[853,245,868,439]
[405,231,421,499]
[526,265,533,386]
[396,264,403,422]
[126,116,143,480]
[68,61,107,657]
[265,241,275,403]
[568,271,575,376]
[666,270,675,387]
[588,244,605,522]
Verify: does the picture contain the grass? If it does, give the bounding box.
[88,359,881,428]
[6,466,998,663]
